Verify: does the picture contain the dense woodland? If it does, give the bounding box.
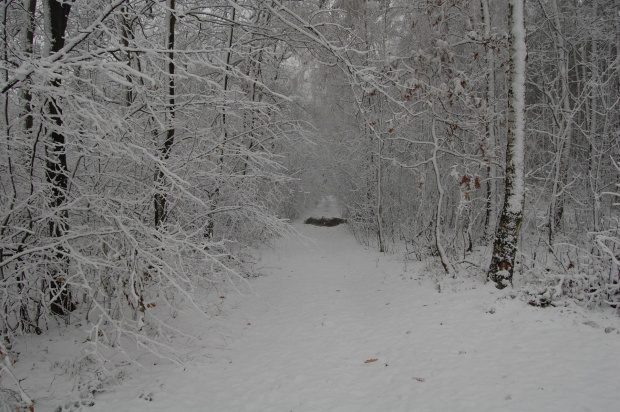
[0,0,619,406]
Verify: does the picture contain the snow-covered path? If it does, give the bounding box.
[87,197,620,412]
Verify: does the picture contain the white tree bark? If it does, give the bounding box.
[488,0,526,288]
[431,117,455,277]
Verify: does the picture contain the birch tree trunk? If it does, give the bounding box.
[488,0,526,289]
[431,117,455,276]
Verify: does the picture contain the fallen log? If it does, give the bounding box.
[304,217,347,227]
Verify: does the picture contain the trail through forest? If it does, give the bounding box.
[38,197,620,411]
[2,2,619,410]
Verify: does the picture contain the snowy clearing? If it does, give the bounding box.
[9,198,620,411]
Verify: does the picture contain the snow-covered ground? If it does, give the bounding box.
[8,196,620,411]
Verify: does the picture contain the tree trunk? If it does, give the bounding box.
[45,0,73,315]
[481,0,497,241]
[488,0,526,289]
[547,0,572,244]
[431,117,455,276]
[376,134,385,253]
[154,0,176,227]
[586,0,601,234]
[205,1,236,239]
[22,0,37,132]
[17,0,38,332]
[119,4,134,107]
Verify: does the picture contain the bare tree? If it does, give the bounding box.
[488,0,526,288]
[154,0,176,227]
[44,0,74,315]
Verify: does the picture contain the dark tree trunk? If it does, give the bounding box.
[45,0,73,316]
[20,0,38,331]
[154,0,176,227]
[119,4,134,107]
[23,0,37,132]
[204,1,235,238]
